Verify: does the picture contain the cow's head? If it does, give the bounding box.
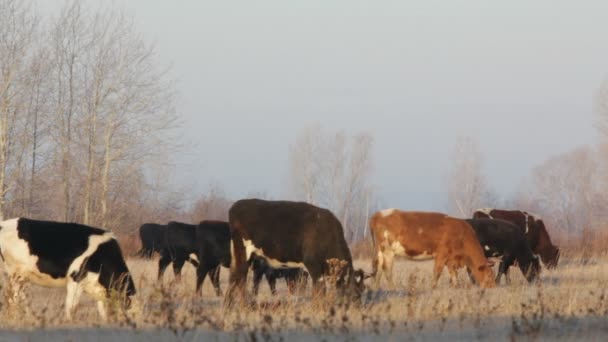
[522,255,541,283]
[541,246,560,269]
[535,219,560,268]
[473,263,496,288]
[92,240,137,309]
[342,268,371,303]
[327,259,371,303]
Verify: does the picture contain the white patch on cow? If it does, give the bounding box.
[383,231,389,239]
[0,218,96,288]
[484,245,490,251]
[66,233,114,284]
[406,251,434,261]
[189,253,199,263]
[380,209,396,217]
[389,241,433,261]
[524,213,530,234]
[243,239,305,269]
[390,241,406,255]
[476,208,494,218]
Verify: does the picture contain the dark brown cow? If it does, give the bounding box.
[226,199,367,307]
[370,210,496,288]
[472,208,560,268]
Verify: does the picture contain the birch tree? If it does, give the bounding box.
[447,136,496,218]
[0,0,39,219]
[288,125,374,242]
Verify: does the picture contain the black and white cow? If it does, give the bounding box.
[466,218,541,284]
[0,218,135,320]
[226,199,368,306]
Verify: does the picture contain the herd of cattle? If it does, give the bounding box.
[0,199,560,320]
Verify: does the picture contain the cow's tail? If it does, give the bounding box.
[134,247,152,259]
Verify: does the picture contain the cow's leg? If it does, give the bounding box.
[195,263,210,294]
[374,251,384,286]
[267,272,277,295]
[383,252,395,288]
[497,257,514,285]
[286,273,297,295]
[432,254,447,288]
[210,266,222,296]
[305,262,326,300]
[447,264,459,287]
[172,256,187,282]
[96,300,108,321]
[298,271,309,294]
[158,251,172,281]
[226,235,249,308]
[65,280,83,320]
[252,265,264,296]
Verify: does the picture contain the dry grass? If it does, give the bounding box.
[1,253,608,340]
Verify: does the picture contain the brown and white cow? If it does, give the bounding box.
[370,210,495,288]
[473,208,560,268]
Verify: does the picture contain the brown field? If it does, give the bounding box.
[1,253,608,341]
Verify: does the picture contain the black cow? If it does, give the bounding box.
[136,223,167,258]
[193,220,231,296]
[466,218,541,284]
[473,208,560,268]
[0,218,136,320]
[251,255,309,295]
[226,199,367,307]
[157,221,201,282]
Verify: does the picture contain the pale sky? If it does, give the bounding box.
[69,1,608,209]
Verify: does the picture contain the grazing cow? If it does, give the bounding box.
[193,220,231,296]
[226,199,367,306]
[0,218,136,320]
[136,223,167,258]
[465,218,541,284]
[158,221,202,282]
[370,210,495,288]
[250,255,309,295]
[473,208,560,268]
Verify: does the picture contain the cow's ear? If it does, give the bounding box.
[478,265,488,272]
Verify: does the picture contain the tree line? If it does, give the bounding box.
[0,0,177,234]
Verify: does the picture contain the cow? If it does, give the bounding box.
[226,199,367,307]
[370,210,496,288]
[193,220,231,296]
[0,218,136,320]
[135,223,167,258]
[250,255,309,295]
[465,218,541,284]
[157,221,201,282]
[473,208,560,268]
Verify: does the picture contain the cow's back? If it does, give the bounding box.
[229,199,352,265]
[166,221,198,252]
[195,220,231,267]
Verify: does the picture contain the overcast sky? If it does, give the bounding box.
[97,1,608,210]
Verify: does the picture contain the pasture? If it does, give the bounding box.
[0,253,607,341]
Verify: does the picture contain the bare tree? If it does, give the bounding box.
[288,125,374,242]
[517,146,606,236]
[447,136,496,218]
[0,0,40,219]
